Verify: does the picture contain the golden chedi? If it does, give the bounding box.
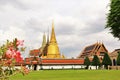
[40,33,47,58]
[47,22,61,58]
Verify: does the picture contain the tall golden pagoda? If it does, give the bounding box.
[47,22,61,58]
[41,33,48,57]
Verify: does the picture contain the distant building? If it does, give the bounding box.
[78,42,108,59]
[29,49,41,57]
[109,49,120,66]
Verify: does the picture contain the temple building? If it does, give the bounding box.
[78,42,108,59]
[109,49,120,66]
[41,22,62,58]
[29,49,41,57]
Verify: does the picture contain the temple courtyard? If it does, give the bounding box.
[10,70,120,80]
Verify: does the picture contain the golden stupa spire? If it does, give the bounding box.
[50,21,57,43]
[47,21,61,58]
[41,32,46,48]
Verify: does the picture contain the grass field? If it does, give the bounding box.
[10,70,120,80]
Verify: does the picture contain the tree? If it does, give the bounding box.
[84,57,91,69]
[106,0,120,40]
[92,55,100,69]
[102,53,112,69]
[117,52,120,65]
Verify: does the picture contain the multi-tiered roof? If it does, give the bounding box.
[78,42,108,59]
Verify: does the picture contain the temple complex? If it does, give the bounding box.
[22,21,119,70]
[23,22,85,70]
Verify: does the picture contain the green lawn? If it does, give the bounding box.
[10,70,120,80]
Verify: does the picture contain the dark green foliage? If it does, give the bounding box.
[84,57,91,69]
[117,52,120,65]
[92,55,100,69]
[106,0,120,40]
[102,53,112,69]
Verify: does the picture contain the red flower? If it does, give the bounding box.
[5,49,23,63]
[14,51,23,62]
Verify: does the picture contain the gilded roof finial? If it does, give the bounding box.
[52,20,54,29]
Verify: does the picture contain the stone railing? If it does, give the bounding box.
[108,66,120,70]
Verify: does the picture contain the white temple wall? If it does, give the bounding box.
[37,65,40,71]
[41,65,85,70]
[88,65,99,70]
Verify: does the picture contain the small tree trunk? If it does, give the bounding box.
[104,65,108,69]
[86,65,89,69]
[106,65,108,69]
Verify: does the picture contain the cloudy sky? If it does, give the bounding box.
[0,0,120,58]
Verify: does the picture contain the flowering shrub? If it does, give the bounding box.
[0,38,29,80]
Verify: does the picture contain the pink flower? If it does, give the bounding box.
[6,49,12,59]
[1,38,27,78]
[17,40,24,46]
[5,49,23,62]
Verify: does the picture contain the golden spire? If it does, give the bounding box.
[50,21,57,43]
[41,32,46,48]
[47,26,49,44]
[47,21,61,58]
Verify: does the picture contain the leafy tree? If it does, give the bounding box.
[117,52,120,65]
[92,55,100,69]
[102,53,112,69]
[106,0,120,40]
[84,56,91,69]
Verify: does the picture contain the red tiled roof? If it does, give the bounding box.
[30,49,40,56]
[24,58,84,65]
[15,60,25,66]
[25,62,31,65]
[30,49,40,52]
[25,57,41,64]
[25,57,40,61]
[41,59,84,65]
[25,58,31,61]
